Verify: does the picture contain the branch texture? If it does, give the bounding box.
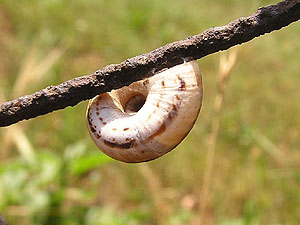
[0,0,299,127]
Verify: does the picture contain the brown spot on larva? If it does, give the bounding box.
[156,102,160,107]
[96,112,99,116]
[90,126,96,133]
[96,107,99,111]
[164,104,179,127]
[143,79,149,86]
[112,138,116,141]
[147,114,152,121]
[112,128,117,131]
[100,106,110,110]
[99,117,107,125]
[177,75,186,91]
[87,112,95,132]
[147,123,166,140]
[123,128,130,131]
[96,98,101,105]
[171,104,178,116]
[141,150,145,154]
[96,134,101,139]
[103,140,136,149]
[175,95,180,100]
[161,81,165,87]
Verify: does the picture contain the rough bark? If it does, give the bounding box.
[0,0,299,127]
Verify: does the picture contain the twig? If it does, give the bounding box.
[0,0,299,127]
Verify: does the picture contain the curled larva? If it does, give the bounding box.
[87,61,203,163]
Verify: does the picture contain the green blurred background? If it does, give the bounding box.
[0,0,299,224]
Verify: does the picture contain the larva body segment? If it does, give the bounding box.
[87,61,203,163]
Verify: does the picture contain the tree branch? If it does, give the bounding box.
[0,0,299,127]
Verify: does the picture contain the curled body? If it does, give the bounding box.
[87,61,203,163]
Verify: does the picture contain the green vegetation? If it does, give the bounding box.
[0,0,299,224]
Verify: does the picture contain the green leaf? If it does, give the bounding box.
[69,153,112,175]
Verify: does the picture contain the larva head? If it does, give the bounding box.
[87,61,203,163]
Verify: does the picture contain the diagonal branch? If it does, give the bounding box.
[0,0,299,127]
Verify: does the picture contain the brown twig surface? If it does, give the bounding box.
[0,0,299,127]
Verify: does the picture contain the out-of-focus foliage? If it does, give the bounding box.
[0,0,299,224]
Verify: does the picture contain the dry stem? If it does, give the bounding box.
[196,49,237,225]
[0,0,299,127]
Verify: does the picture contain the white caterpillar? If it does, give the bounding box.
[87,61,203,163]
